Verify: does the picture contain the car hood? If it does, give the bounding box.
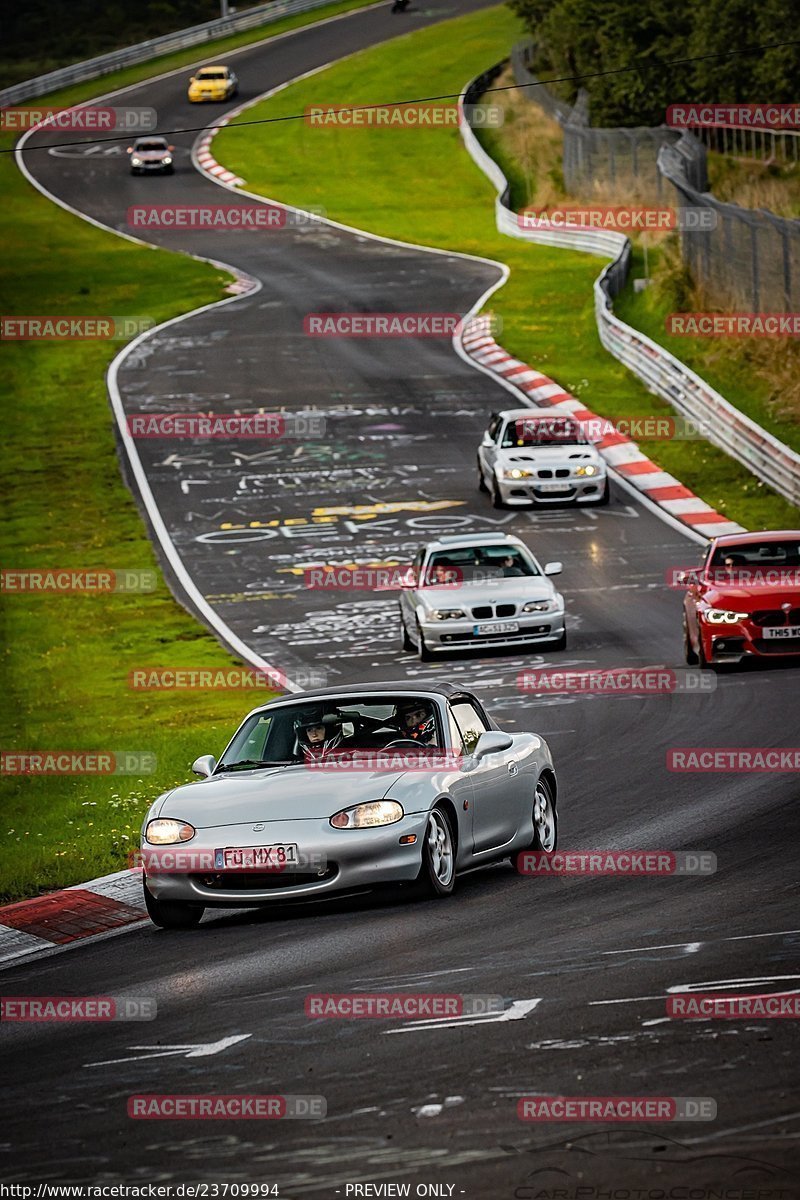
[496,445,601,467]
[701,585,800,610]
[415,577,558,609]
[155,764,404,828]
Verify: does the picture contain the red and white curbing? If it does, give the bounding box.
[461,318,744,539]
[194,117,245,187]
[0,868,144,966]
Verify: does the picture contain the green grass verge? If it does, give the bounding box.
[0,170,277,905]
[614,243,800,459]
[0,1,396,903]
[214,4,800,531]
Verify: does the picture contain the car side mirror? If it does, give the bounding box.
[126,146,133,153]
[472,730,513,761]
[168,144,175,151]
[544,561,563,576]
[482,432,493,446]
[677,570,699,586]
[191,754,217,778]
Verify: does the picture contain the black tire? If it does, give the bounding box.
[416,620,433,662]
[165,165,174,175]
[143,878,204,929]
[698,629,710,669]
[490,472,506,509]
[683,613,699,665]
[414,805,456,897]
[477,457,488,493]
[529,775,557,853]
[400,608,414,651]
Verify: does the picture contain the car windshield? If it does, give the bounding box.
[709,539,800,580]
[135,141,167,151]
[197,69,226,79]
[424,545,539,584]
[216,695,444,768]
[501,416,586,447]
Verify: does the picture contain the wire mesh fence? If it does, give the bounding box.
[511,40,800,312]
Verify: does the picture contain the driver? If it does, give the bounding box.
[429,558,459,586]
[395,699,438,747]
[294,710,345,760]
[498,553,524,577]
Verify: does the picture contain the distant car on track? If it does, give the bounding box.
[681,530,800,668]
[127,136,174,174]
[398,532,565,659]
[141,682,558,928]
[187,64,238,102]
[478,409,609,507]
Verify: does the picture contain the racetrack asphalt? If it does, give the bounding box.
[6,1,800,1192]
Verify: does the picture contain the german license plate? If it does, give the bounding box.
[474,621,519,635]
[537,482,572,493]
[763,626,800,639]
[215,844,299,870]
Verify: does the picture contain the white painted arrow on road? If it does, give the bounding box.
[384,999,541,1034]
[84,1034,251,1067]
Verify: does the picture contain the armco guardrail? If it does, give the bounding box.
[459,67,800,510]
[0,0,347,106]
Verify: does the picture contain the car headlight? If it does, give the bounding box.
[703,608,749,624]
[501,468,533,480]
[145,818,195,844]
[429,609,465,620]
[522,599,559,612]
[330,801,404,830]
[162,156,172,165]
[131,157,142,166]
[575,464,599,476]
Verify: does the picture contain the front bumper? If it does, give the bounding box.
[189,90,228,102]
[704,621,800,661]
[420,613,565,652]
[143,811,429,906]
[496,475,606,505]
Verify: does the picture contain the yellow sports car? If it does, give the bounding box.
[187,65,238,103]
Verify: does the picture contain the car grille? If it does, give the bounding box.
[535,468,571,479]
[471,604,517,618]
[191,867,337,891]
[750,608,800,626]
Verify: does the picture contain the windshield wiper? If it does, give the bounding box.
[215,759,297,773]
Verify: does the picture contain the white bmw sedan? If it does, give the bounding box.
[478,410,609,507]
[399,533,566,659]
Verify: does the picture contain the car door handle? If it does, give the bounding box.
[507,761,518,777]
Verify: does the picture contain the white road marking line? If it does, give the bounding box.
[603,929,800,955]
[84,1033,251,1067]
[385,998,541,1033]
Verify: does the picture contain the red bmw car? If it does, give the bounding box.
[681,530,800,668]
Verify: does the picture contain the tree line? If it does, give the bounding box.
[506,0,800,126]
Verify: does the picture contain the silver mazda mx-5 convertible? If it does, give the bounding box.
[140,682,558,928]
